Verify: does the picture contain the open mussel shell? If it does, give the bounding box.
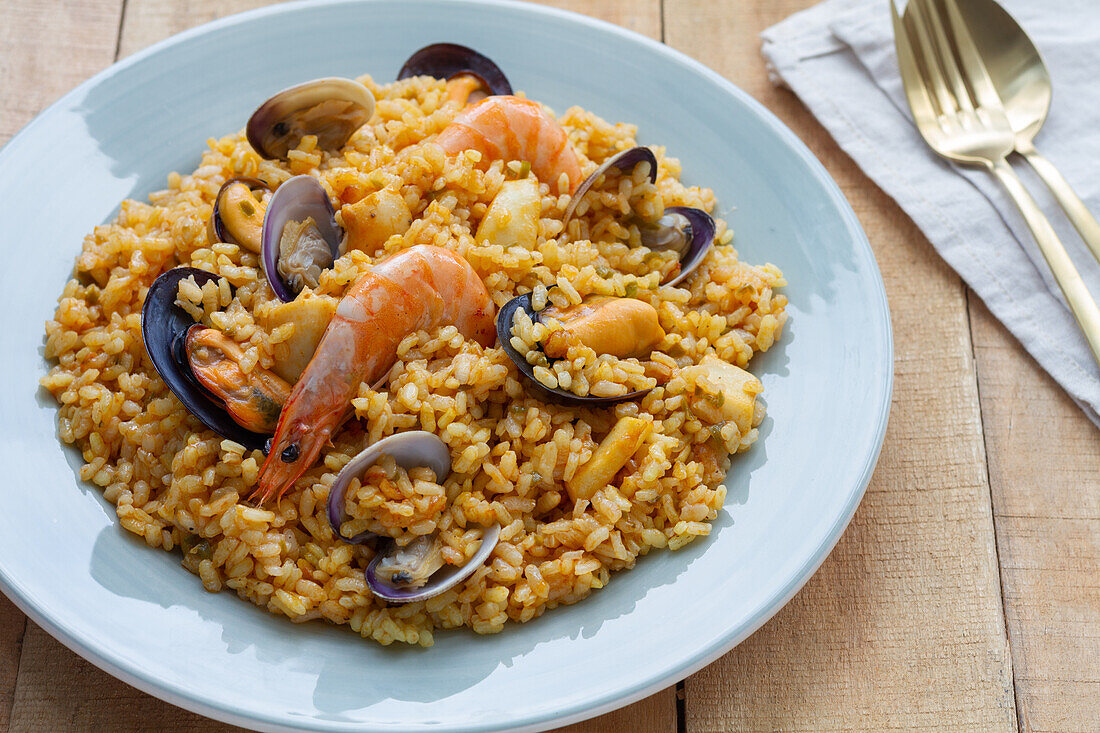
[562,146,658,227]
[497,293,653,407]
[658,206,716,287]
[141,267,269,451]
[246,77,375,160]
[208,176,270,250]
[327,431,501,603]
[260,175,343,302]
[397,43,512,96]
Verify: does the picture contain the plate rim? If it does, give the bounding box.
[0,0,894,730]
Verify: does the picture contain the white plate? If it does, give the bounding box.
[0,0,892,730]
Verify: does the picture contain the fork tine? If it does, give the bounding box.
[941,0,1003,109]
[914,0,974,111]
[892,0,940,127]
[906,0,965,115]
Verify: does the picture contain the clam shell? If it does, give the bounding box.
[661,206,716,287]
[246,77,374,160]
[326,431,450,546]
[327,430,501,602]
[260,175,342,302]
[366,524,501,604]
[562,146,658,227]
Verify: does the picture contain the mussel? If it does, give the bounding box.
[562,146,717,288]
[397,43,512,105]
[326,431,500,603]
[208,177,272,253]
[260,175,343,302]
[141,267,270,451]
[497,293,655,406]
[246,77,375,160]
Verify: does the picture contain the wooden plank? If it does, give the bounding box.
[0,0,125,729]
[9,624,245,732]
[665,0,1018,729]
[0,598,24,733]
[0,0,125,141]
[6,0,675,731]
[970,296,1100,733]
[115,0,281,59]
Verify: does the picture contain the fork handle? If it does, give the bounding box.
[1017,140,1100,267]
[989,158,1100,368]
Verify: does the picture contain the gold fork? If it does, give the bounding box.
[893,0,1100,366]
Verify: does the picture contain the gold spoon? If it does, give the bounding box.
[958,0,1100,264]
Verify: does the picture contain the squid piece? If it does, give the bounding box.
[257,292,339,384]
[684,354,763,433]
[341,187,413,254]
[475,177,541,250]
[566,416,652,502]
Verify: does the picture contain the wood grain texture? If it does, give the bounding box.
[0,598,24,733]
[3,0,1098,731]
[8,624,246,732]
[116,0,284,59]
[0,0,125,141]
[665,0,1017,729]
[969,296,1100,733]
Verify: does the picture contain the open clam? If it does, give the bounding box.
[246,77,375,160]
[260,175,343,302]
[397,43,512,104]
[646,206,716,287]
[563,146,716,287]
[327,431,500,603]
[141,267,270,451]
[497,293,654,407]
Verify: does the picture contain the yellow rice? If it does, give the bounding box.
[40,73,787,646]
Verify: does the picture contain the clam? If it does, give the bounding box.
[208,176,272,253]
[645,206,716,288]
[326,431,500,603]
[397,43,512,105]
[562,146,659,226]
[497,293,654,406]
[141,267,270,451]
[562,146,716,287]
[246,77,375,160]
[260,175,343,302]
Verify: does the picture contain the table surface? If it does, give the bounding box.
[2,0,1098,731]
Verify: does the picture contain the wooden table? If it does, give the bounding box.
[2,0,1097,730]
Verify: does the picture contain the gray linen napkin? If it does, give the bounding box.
[762,0,1100,427]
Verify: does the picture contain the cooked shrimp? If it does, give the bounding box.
[435,95,582,193]
[254,245,496,504]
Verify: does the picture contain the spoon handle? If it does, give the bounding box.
[990,158,1100,368]
[1017,141,1100,266]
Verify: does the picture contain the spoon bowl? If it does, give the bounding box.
[957,0,1050,145]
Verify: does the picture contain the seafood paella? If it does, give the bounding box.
[40,44,788,646]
